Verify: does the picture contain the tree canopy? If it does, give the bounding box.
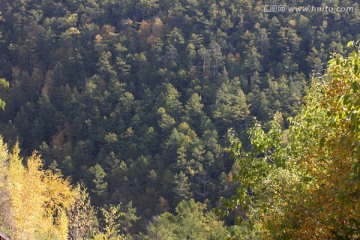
[226,46,360,239]
[0,0,359,237]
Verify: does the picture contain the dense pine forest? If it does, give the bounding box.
[0,0,359,239]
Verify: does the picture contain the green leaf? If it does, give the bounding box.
[347,41,354,48]
[0,78,9,87]
[0,99,5,110]
[319,137,325,148]
[351,81,359,92]
[355,64,360,75]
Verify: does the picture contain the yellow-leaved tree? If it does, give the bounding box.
[0,139,75,239]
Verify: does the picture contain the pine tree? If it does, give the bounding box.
[88,164,108,205]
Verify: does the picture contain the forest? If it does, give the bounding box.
[0,0,359,239]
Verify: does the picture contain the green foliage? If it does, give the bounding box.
[98,202,139,239]
[226,48,360,239]
[142,199,229,240]
[88,164,108,204]
[0,78,9,110]
[0,0,360,236]
[213,78,250,132]
[173,171,192,202]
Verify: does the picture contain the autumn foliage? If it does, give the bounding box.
[0,140,75,239]
[228,47,360,239]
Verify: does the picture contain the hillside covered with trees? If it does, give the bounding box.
[0,0,359,239]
